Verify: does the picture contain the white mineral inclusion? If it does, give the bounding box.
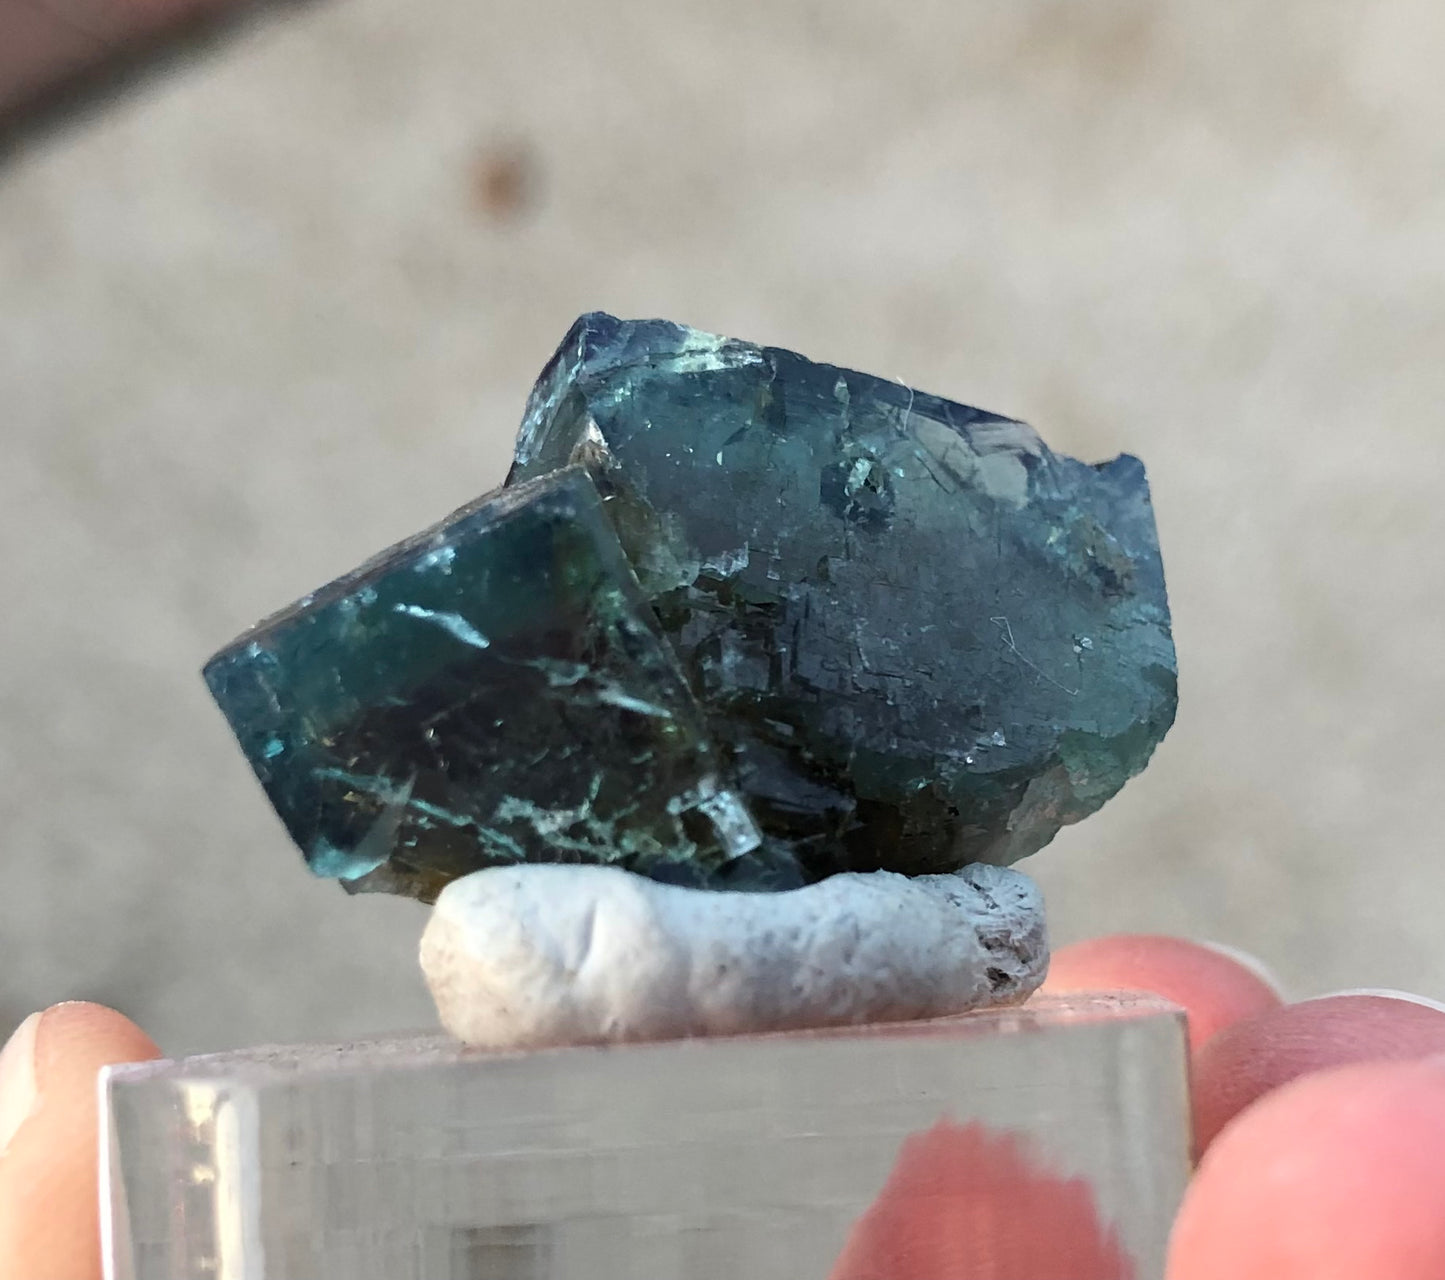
[419,862,1049,1050]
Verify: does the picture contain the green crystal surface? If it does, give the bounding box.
[206,314,1177,897]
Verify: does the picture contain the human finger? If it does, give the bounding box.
[0,1002,162,1280]
[1042,933,1283,1052]
[1167,1057,1445,1280]
[1192,992,1445,1154]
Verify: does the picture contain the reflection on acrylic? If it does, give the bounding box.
[830,1119,1132,1280]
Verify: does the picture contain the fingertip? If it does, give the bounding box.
[0,1003,161,1280]
[1043,934,1283,1052]
[1303,987,1445,1014]
[1168,1058,1445,1280]
[0,1013,42,1158]
[28,1001,162,1084]
[1192,993,1445,1156]
[1193,939,1288,1001]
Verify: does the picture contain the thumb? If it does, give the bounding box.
[0,1003,161,1280]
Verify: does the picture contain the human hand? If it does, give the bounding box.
[1079,936,1445,1280]
[5,938,1445,1279]
[0,1003,160,1280]
[830,935,1445,1279]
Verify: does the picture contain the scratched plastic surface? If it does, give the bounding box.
[103,993,1189,1280]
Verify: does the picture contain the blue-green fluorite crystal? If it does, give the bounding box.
[510,314,1177,882]
[204,468,768,901]
[206,313,1177,898]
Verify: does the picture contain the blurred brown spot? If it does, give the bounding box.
[1008,3,1159,84]
[470,142,539,223]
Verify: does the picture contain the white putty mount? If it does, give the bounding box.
[420,862,1048,1049]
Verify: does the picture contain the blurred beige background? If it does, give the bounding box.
[3,0,1444,1055]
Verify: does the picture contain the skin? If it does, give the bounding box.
[1042,932,1285,1051]
[0,1003,161,1280]
[3,937,1445,1279]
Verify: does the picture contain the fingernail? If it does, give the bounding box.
[1302,988,1445,1014]
[1196,939,1288,1000]
[0,1011,42,1158]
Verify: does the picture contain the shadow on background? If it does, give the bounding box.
[0,0,312,157]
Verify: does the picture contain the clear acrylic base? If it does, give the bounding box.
[102,993,1189,1280]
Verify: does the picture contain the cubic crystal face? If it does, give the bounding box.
[205,314,1177,897]
[510,314,1177,883]
[204,467,765,901]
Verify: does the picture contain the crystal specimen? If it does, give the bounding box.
[205,314,1176,896]
[203,467,766,902]
[104,995,1191,1280]
[511,314,1177,882]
